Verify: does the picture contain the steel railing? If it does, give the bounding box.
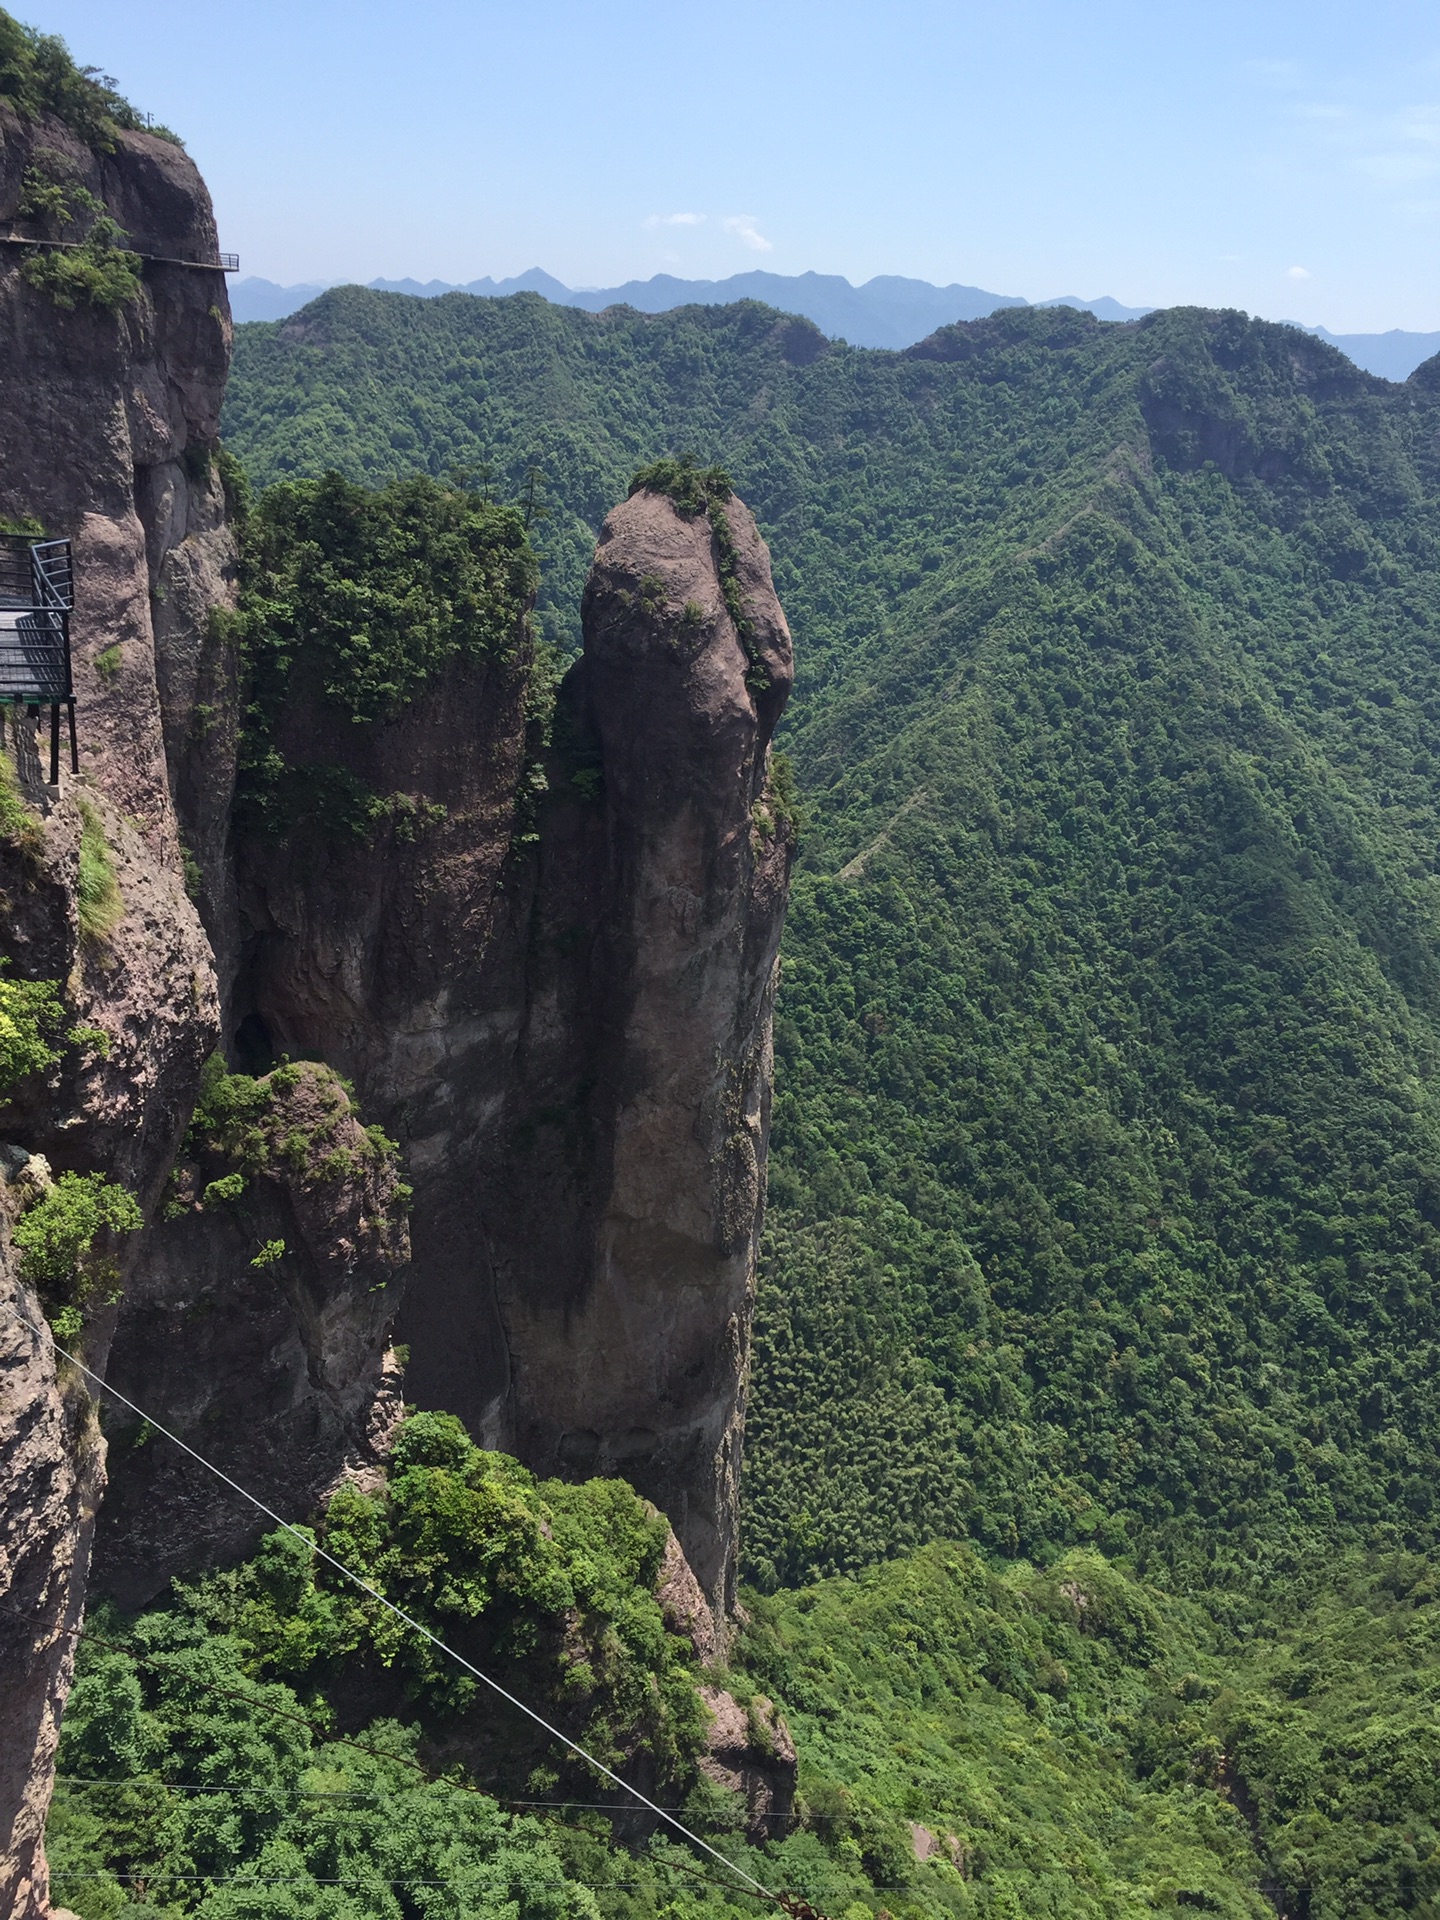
[0,535,77,779]
[30,539,73,611]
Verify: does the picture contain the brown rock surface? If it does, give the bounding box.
[696,1684,797,1838]
[472,486,794,1615]
[0,1264,100,1920]
[656,1522,721,1666]
[0,113,235,1918]
[238,483,795,1620]
[95,1062,410,1606]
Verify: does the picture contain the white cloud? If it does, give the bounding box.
[644,212,705,228]
[722,214,773,253]
[1286,265,1311,279]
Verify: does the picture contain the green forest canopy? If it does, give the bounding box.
[53,1411,1440,1920]
[225,291,1440,1601]
[60,283,1440,1920]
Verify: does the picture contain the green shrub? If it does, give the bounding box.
[200,1171,245,1207]
[768,748,799,833]
[13,1170,141,1320]
[48,1627,599,1920]
[18,150,103,230]
[0,964,68,1094]
[21,219,143,313]
[176,1053,411,1235]
[212,444,252,523]
[0,13,168,148]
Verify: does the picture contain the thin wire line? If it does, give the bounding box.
[49,1872,919,1895]
[6,1300,780,1906]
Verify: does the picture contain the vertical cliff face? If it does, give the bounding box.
[236,485,795,1615]
[0,1268,100,1920]
[0,110,236,1918]
[95,1060,411,1608]
[466,487,795,1610]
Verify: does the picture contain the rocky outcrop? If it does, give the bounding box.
[236,482,794,1619]
[656,1523,722,1665]
[657,1517,796,1840]
[95,1061,409,1606]
[697,1685,797,1838]
[0,1263,100,1920]
[472,487,794,1615]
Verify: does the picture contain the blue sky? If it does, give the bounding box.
[20,0,1440,329]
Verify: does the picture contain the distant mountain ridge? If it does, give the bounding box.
[228,267,1438,381]
[229,266,1146,348]
[1301,324,1440,384]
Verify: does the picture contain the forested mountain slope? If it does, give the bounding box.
[226,294,1440,1596]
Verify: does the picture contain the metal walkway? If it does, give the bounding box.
[0,536,76,782]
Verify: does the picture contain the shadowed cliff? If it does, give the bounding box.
[230,475,795,1617]
[459,480,795,1612]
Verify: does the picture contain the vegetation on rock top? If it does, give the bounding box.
[0,7,180,147]
[159,1054,412,1277]
[228,469,537,838]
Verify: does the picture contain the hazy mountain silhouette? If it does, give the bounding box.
[228,270,1436,378]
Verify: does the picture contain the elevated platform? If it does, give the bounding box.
[0,535,76,781]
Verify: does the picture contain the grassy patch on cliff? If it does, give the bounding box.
[76,798,123,940]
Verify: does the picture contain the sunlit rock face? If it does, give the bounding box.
[0,114,235,1920]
